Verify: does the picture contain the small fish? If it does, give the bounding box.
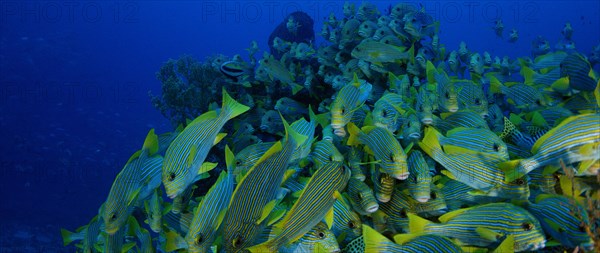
[501,113,600,182]
[406,150,433,203]
[129,216,154,253]
[351,40,412,65]
[220,60,252,84]
[102,129,163,234]
[379,186,447,233]
[434,69,459,113]
[408,203,546,252]
[286,16,301,35]
[561,22,573,39]
[458,41,470,64]
[144,188,163,233]
[508,28,518,43]
[493,19,504,37]
[447,50,464,75]
[279,222,340,253]
[432,111,490,134]
[371,165,395,203]
[162,89,249,199]
[185,148,235,253]
[363,225,462,253]
[356,2,380,21]
[343,1,356,17]
[346,146,366,181]
[330,74,372,136]
[260,110,284,135]
[399,113,422,144]
[247,161,350,252]
[532,36,550,57]
[348,123,409,180]
[435,127,509,160]
[416,85,436,125]
[310,140,344,170]
[274,97,308,116]
[438,177,504,211]
[468,53,485,77]
[560,53,597,91]
[331,196,363,247]
[259,53,303,94]
[419,127,528,199]
[455,80,488,117]
[222,117,307,252]
[525,194,593,251]
[358,20,377,38]
[372,92,408,132]
[171,184,195,214]
[347,178,379,215]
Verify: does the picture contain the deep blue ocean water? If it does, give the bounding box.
[0,0,598,251]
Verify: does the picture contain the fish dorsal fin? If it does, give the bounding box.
[143,129,159,156]
[257,199,278,225]
[325,206,334,229]
[352,73,361,87]
[393,233,420,245]
[224,145,235,172]
[407,213,432,233]
[214,133,227,146]
[127,150,143,164]
[438,207,472,223]
[532,114,586,153]
[190,110,218,125]
[426,60,437,84]
[198,162,217,175]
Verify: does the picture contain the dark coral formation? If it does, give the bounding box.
[268,11,315,59]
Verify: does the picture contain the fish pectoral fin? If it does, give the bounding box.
[257,199,278,225]
[475,227,503,242]
[214,133,227,146]
[267,209,286,227]
[324,206,334,229]
[491,235,514,253]
[198,162,218,176]
[165,230,187,252]
[215,208,228,230]
[186,145,198,168]
[127,187,142,206]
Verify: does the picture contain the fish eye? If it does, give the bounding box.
[493,143,500,152]
[195,234,203,245]
[235,160,242,166]
[348,221,356,229]
[515,178,525,185]
[110,212,117,221]
[474,98,481,105]
[318,232,325,239]
[444,92,450,99]
[400,209,407,218]
[232,236,244,248]
[578,224,587,232]
[389,154,395,162]
[535,99,542,106]
[430,192,437,200]
[406,122,411,127]
[340,107,346,114]
[382,110,387,117]
[521,222,533,231]
[168,172,176,182]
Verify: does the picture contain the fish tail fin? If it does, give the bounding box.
[500,159,527,183]
[247,241,275,253]
[346,123,361,146]
[488,75,503,94]
[418,127,443,159]
[408,213,432,233]
[142,128,159,156]
[222,88,250,120]
[60,228,75,246]
[283,113,308,148]
[224,145,235,172]
[363,224,397,251]
[165,230,187,252]
[521,66,536,85]
[290,82,304,95]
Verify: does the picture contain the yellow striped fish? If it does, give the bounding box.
[363,225,462,253]
[330,74,372,136]
[162,88,249,199]
[221,116,307,253]
[310,139,344,170]
[331,196,363,247]
[408,203,546,252]
[348,123,409,180]
[501,113,600,182]
[185,147,235,253]
[347,177,379,215]
[419,127,529,199]
[101,129,162,234]
[247,161,350,252]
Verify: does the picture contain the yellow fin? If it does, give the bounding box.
[267,209,286,226]
[257,199,278,225]
[190,110,218,125]
[224,145,235,172]
[213,133,227,146]
[520,66,535,85]
[165,230,187,252]
[475,227,502,242]
[530,112,548,127]
[418,127,442,158]
[551,76,570,92]
[491,235,514,253]
[325,206,334,229]
[126,150,143,164]
[143,129,159,155]
[221,88,250,120]
[346,123,361,146]
[198,162,217,175]
[393,233,419,245]
[407,213,432,233]
[438,207,472,223]
[291,83,304,95]
[363,224,393,251]
[186,145,198,168]
[247,242,272,253]
[215,208,227,230]
[594,79,600,107]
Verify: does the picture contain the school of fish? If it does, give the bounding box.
[61,2,600,253]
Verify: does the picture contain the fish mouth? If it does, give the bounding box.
[334,128,346,137]
[104,225,119,235]
[260,125,269,131]
[421,118,433,125]
[448,107,458,113]
[415,196,430,203]
[394,173,410,180]
[377,195,391,203]
[366,203,379,213]
[167,192,178,199]
[408,133,421,140]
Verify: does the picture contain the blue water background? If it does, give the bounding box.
[0,0,598,249]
